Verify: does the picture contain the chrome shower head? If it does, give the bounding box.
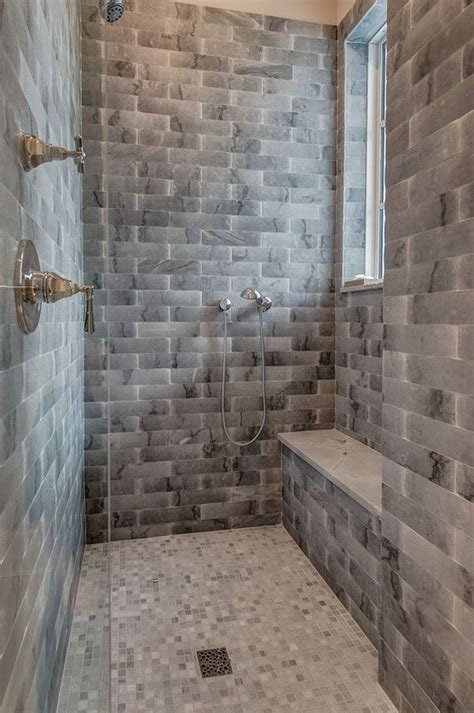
[103,0,125,22]
[240,287,272,313]
[240,287,261,301]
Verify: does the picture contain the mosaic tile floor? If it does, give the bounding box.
[59,526,395,713]
[58,544,110,713]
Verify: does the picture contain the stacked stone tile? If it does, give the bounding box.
[0,1,83,711]
[335,0,387,452]
[380,1,474,711]
[81,0,338,542]
[282,444,382,648]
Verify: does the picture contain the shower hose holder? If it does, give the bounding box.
[14,240,95,334]
[218,297,232,312]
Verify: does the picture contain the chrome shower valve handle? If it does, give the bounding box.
[14,240,95,334]
[35,272,95,334]
[20,133,86,173]
[84,286,95,334]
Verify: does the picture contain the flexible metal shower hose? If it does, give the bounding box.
[221,308,267,446]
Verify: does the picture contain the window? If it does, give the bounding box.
[365,25,387,280]
[342,5,388,289]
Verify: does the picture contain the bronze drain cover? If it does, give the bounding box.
[197,648,233,678]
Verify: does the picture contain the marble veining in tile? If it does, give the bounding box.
[82,0,337,543]
[279,428,382,514]
[0,1,83,711]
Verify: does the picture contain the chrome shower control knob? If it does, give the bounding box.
[219,297,232,312]
[14,240,96,334]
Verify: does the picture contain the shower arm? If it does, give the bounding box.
[20,133,86,173]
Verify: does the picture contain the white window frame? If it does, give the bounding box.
[365,24,387,280]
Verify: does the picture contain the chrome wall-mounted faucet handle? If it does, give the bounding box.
[33,272,95,333]
[20,133,86,173]
[74,135,86,174]
[14,240,95,334]
[84,285,95,333]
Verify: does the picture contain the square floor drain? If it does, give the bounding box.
[197,648,233,678]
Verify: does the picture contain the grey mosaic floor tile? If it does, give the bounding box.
[59,526,395,713]
[57,545,110,713]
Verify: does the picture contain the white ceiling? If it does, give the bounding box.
[337,0,357,23]
[183,0,357,25]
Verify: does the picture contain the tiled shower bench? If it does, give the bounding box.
[278,429,383,648]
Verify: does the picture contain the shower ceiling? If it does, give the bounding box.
[179,0,358,24]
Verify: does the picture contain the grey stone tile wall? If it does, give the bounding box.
[282,445,382,648]
[335,0,386,451]
[335,286,383,450]
[0,1,84,712]
[380,1,474,711]
[81,0,337,542]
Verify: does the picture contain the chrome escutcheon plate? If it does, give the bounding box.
[14,239,42,334]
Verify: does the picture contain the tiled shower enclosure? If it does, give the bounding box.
[82,0,338,542]
[0,0,472,712]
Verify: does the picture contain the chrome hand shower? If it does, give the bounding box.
[219,288,272,447]
[240,287,273,312]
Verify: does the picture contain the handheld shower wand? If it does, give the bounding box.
[240,288,272,312]
[219,288,272,447]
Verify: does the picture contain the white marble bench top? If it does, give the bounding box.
[278,429,382,517]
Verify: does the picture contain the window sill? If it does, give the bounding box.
[341,279,383,294]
